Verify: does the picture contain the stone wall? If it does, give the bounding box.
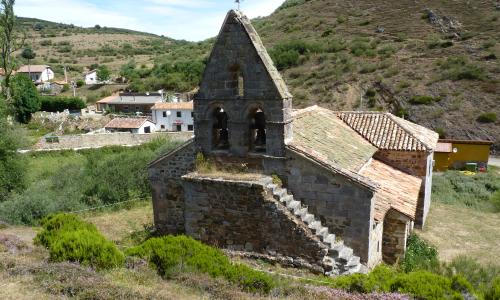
[181,175,328,267]
[284,149,375,264]
[34,132,192,151]
[382,210,411,264]
[149,140,196,234]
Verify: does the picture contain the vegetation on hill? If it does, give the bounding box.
[0,138,180,225]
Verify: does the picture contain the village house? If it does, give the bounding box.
[434,139,494,171]
[17,65,54,83]
[151,102,194,132]
[148,10,438,275]
[104,117,155,134]
[84,70,98,85]
[96,92,163,115]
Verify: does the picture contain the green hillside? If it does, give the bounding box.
[17,0,500,149]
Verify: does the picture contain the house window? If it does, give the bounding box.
[176,111,182,118]
[176,125,182,132]
[124,106,129,112]
[135,107,140,111]
[191,112,194,118]
[160,125,165,130]
[162,111,167,118]
[188,125,194,131]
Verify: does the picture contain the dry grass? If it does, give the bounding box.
[417,202,500,266]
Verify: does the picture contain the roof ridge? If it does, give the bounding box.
[386,114,430,151]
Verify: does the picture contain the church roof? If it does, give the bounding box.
[360,159,421,221]
[289,106,378,173]
[337,112,438,151]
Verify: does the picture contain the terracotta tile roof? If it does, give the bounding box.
[104,118,150,129]
[436,142,453,153]
[225,10,292,99]
[337,112,439,151]
[152,102,193,110]
[289,106,378,173]
[360,159,421,221]
[17,65,52,73]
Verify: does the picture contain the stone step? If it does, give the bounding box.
[345,263,362,275]
[281,195,293,205]
[287,200,301,211]
[273,188,287,198]
[308,221,322,231]
[323,234,336,245]
[302,213,315,223]
[316,226,329,238]
[267,183,277,191]
[294,207,308,219]
[346,256,360,267]
[261,177,273,186]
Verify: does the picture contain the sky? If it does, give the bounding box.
[16,0,286,41]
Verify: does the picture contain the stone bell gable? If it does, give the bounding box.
[194,10,293,157]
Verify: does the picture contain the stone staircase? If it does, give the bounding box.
[261,177,366,276]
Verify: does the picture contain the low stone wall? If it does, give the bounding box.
[181,175,328,268]
[34,132,193,151]
[149,141,196,234]
[382,210,410,264]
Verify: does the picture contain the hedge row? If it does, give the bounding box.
[40,96,86,112]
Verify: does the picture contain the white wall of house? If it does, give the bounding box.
[25,69,54,83]
[85,71,98,85]
[105,120,156,134]
[152,108,194,132]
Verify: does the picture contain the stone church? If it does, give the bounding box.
[149,10,438,275]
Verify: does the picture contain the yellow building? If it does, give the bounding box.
[434,139,494,171]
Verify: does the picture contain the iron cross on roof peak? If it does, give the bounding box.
[235,0,243,10]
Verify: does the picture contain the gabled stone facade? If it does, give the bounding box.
[149,10,438,275]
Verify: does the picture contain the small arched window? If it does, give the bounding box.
[249,108,266,153]
[212,107,229,150]
[229,64,244,97]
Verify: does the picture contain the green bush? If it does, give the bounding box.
[76,80,85,87]
[40,96,86,112]
[443,256,500,292]
[127,235,276,294]
[409,95,441,105]
[269,40,323,70]
[485,277,500,300]
[477,112,497,123]
[391,271,463,299]
[439,56,485,81]
[35,213,124,270]
[400,234,439,273]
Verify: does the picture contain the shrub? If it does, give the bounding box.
[439,56,485,81]
[477,112,497,123]
[40,39,52,46]
[269,40,323,70]
[76,80,84,88]
[409,95,441,105]
[40,96,86,112]
[34,213,124,269]
[400,234,439,273]
[127,235,276,294]
[485,277,500,300]
[391,271,463,299]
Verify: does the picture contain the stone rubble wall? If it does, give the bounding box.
[181,175,329,269]
[149,140,196,234]
[284,150,376,265]
[34,132,192,151]
[382,210,411,264]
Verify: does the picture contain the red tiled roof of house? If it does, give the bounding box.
[104,118,149,129]
[152,102,193,110]
[360,159,421,221]
[337,112,438,151]
[17,65,52,73]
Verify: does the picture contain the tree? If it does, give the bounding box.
[0,96,25,202]
[11,74,40,123]
[0,0,26,102]
[21,47,35,77]
[97,65,111,82]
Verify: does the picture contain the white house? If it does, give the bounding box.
[17,65,54,83]
[104,118,156,134]
[151,102,194,132]
[85,70,98,85]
